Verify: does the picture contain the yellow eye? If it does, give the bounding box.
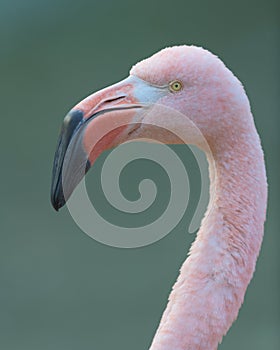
[169,80,183,92]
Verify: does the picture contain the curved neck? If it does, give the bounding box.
[149,117,267,350]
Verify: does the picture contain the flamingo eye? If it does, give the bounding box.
[169,80,183,92]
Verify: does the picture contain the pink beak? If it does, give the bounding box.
[51,76,166,210]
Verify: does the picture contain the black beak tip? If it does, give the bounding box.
[51,191,66,211]
[53,203,60,212]
[51,109,85,212]
[52,200,64,212]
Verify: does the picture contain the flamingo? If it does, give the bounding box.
[51,46,267,349]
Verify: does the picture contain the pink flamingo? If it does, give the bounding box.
[51,46,267,349]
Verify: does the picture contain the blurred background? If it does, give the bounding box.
[0,0,279,349]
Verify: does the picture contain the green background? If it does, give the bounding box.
[0,0,279,349]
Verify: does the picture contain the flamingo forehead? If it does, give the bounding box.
[130,45,224,86]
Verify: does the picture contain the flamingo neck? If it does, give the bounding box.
[149,116,267,350]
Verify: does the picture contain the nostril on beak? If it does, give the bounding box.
[99,95,127,108]
[87,95,127,118]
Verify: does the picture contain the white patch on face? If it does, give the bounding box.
[125,75,168,104]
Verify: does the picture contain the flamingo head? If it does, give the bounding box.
[51,45,249,210]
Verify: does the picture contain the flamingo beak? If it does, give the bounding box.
[51,76,166,211]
